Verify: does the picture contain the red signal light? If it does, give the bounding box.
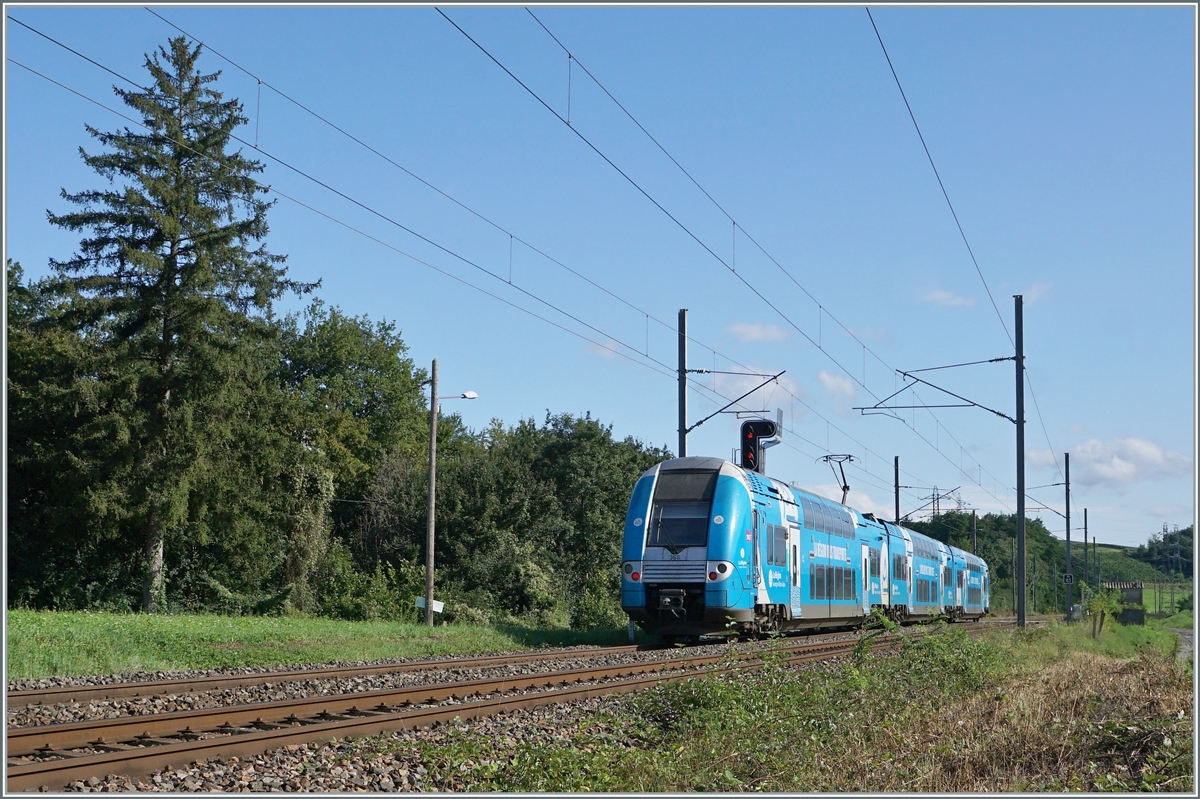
[631,572,640,581]
[709,571,718,581]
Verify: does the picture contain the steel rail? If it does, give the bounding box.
[7,638,872,791]
[7,644,652,708]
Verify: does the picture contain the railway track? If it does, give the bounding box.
[6,636,877,792]
[7,619,1031,792]
[7,644,653,709]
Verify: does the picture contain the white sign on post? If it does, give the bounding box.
[414,597,445,613]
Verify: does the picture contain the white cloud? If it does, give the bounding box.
[727,322,789,342]
[817,370,855,400]
[711,368,802,414]
[1029,437,1192,491]
[924,289,975,307]
[1024,282,1052,304]
[584,336,621,359]
[1146,504,1192,520]
[816,370,857,418]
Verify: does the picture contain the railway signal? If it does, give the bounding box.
[740,418,778,473]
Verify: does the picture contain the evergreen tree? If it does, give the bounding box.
[44,37,315,612]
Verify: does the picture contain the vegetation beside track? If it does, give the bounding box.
[4,610,638,679]
[400,621,1193,792]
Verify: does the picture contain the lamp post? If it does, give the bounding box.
[424,358,477,626]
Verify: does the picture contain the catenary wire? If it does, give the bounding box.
[865,7,1075,515]
[135,9,957,505]
[11,16,1011,516]
[512,8,1017,511]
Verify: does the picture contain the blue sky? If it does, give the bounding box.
[4,4,1195,549]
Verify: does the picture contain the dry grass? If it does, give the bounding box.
[413,626,1195,792]
[899,650,1192,792]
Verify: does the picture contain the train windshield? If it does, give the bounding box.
[647,470,718,551]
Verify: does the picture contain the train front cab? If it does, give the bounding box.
[620,457,755,637]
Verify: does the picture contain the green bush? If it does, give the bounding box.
[569,569,626,631]
[313,540,425,621]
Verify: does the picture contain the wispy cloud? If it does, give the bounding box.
[1029,437,1192,491]
[711,368,802,414]
[925,289,975,307]
[1146,504,1192,521]
[585,336,622,359]
[1024,282,1052,304]
[816,369,857,417]
[728,322,789,342]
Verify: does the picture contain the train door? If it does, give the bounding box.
[751,508,768,606]
[906,551,914,612]
[880,533,890,608]
[861,543,870,615]
[957,569,965,609]
[789,527,802,619]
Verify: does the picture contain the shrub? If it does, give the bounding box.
[313,539,425,621]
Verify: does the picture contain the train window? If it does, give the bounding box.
[814,564,824,599]
[848,568,856,600]
[869,548,881,578]
[653,469,719,502]
[647,502,710,549]
[774,524,787,566]
[792,545,798,586]
[800,499,813,530]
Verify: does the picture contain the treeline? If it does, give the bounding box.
[908,511,1183,613]
[7,255,667,626]
[5,37,668,628]
[1129,526,1193,579]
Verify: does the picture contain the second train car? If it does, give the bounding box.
[621,456,989,639]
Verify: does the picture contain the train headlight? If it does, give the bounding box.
[623,561,643,582]
[706,561,734,582]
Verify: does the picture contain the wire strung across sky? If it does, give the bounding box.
[137,8,963,509]
[7,40,926,515]
[864,6,1073,514]
[12,12,1021,517]
[446,8,1020,510]
[133,9,937,505]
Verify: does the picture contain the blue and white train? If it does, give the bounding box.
[621,456,990,639]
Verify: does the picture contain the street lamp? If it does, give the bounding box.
[424,358,477,626]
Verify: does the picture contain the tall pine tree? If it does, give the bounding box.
[46,37,315,612]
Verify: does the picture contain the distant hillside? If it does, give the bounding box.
[1069,543,1178,585]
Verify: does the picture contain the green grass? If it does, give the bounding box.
[1034,616,1181,659]
[380,622,1193,792]
[4,610,638,679]
[1152,610,1194,629]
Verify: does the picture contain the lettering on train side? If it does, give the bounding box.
[813,542,848,561]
